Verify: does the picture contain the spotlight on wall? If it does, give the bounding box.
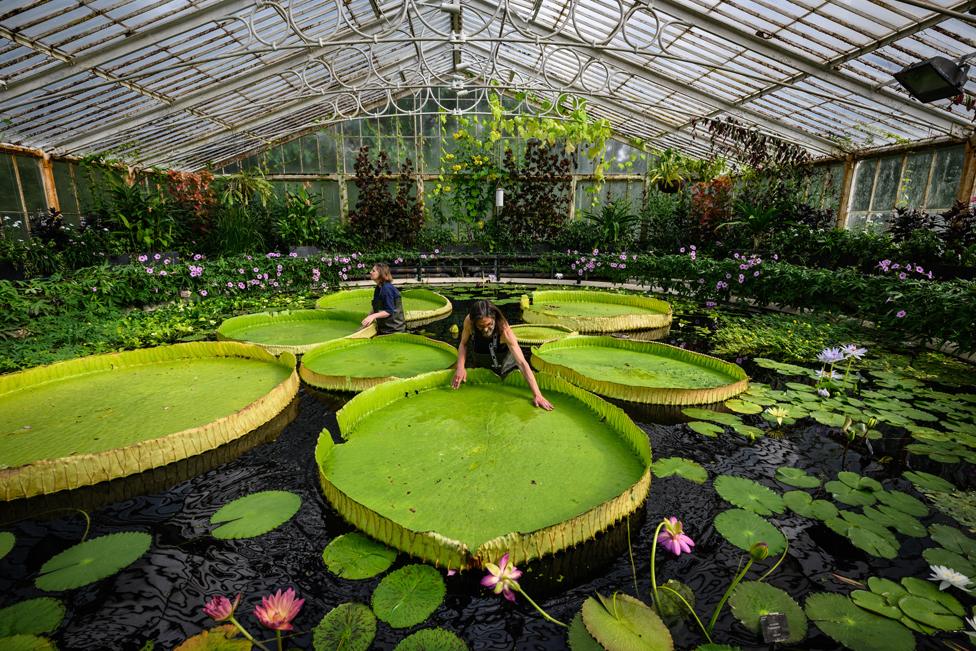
[894,56,970,103]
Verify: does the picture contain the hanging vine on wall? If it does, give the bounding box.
[349,146,423,245]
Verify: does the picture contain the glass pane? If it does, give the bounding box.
[282,139,302,174]
[300,135,319,174]
[317,132,338,173]
[52,161,80,221]
[870,156,901,212]
[849,159,877,214]
[0,155,22,215]
[316,180,340,218]
[901,151,933,208]
[926,145,965,210]
[824,163,844,212]
[265,145,286,175]
[346,180,359,215]
[17,156,48,216]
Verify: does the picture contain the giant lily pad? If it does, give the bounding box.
[728,581,807,644]
[0,532,13,560]
[714,476,784,515]
[522,290,672,335]
[322,533,397,579]
[0,343,298,501]
[509,324,577,345]
[316,288,452,324]
[317,370,651,568]
[217,310,372,354]
[0,636,57,651]
[713,509,786,555]
[532,337,748,405]
[372,565,445,629]
[300,334,457,391]
[581,593,673,651]
[0,598,64,636]
[35,532,151,591]
[393,629,468,651]
[210,491,301,539]
[312,602,376,651]
[652,458,707,484]
[804,593,914,651]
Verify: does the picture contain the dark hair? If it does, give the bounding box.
[373,262,393,282]
[468,299,509,329]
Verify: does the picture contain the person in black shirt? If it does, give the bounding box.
[452,300,554,411]
[362,263,406,334]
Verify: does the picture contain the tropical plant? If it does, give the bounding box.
[581,199,639,250]
[105,174,177,252]
[647,148,688,192]
[273,187,320,246]
[349,146,424,245]
[495,140,573,246]
[715,199,781,250]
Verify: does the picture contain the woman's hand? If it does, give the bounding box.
[361,314,375,327]
[451,367,467,389]
[533,394,554,411]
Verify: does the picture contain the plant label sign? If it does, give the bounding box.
[760,612,790,643]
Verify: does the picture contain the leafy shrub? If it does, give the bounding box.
[349,147,423,245]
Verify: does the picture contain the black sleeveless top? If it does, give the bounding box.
[467,324,518,376]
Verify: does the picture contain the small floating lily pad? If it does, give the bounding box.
[901,577,965,615]
[724,399,763,414]
[804,593,914,651]
[851,590,901,620]
[929,524,976,557]
[862,506,925,538]
[922,547,976,579]
[903,471,955,492]
[897,595,963,631]
[714,476,784,515]
[0,598,64,636]
[714,509,786,555]
[322,533,397,579]
[652,458,707,484]
[687,421,725,438]
[826,513,899,559]
[35,532,151,592]
[210,491,301,539]
[837,471,883,492]
[681,408,743,426]
[568,613,604,651]
[372,565,445,629]
[729,581,806,644]
[775,467,821,489]
[0,532,13,561]
[810,410,848,428]
[783,491,838,521]
[875,490,928,518]
[581,593,673,651]
[825,481,877,507]
[174,625,250,651]
[312,602,376,651]
[393,628,468,651]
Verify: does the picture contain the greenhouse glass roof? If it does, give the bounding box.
[1,0,975,170]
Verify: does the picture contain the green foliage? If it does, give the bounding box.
[711,312,868,363]
[581,199,639,251]
[581,593,674,651]
[713,509,786,554]
[804,593,915,651]
[312,603,376,651]
[0,599,64,636]
[393,629,468,651]
[349,147,423,245]
[728,582,807,644]
[0,532,13,560]
[273,188,321,247]
[210,491,301,539]
[371,565,446,629]
[651,457,707,484]
[713,475,784,516]
[321,533,397,579]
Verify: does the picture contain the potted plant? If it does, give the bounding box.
[648,148,688,194]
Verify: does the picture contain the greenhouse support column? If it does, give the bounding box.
[568,175,577,222]
[835,156,856,229]
[40,153,59,212]
[339,177,349,221]
[956,138,976,205]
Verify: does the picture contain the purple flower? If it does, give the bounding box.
[163,258,171,265]
[817,347,845,364]
[896,310,907,318]
[153,253,161,260]
[138,255,148,263]
[705,301,717,308]
[658,517,695,556]
[159,270,167,276]
[899,272,907,280]
[145,267,154,274]
[841,344,867,360]
[753,271,760,277]
[253,267,260,273]
[481,553,522,602]
[254,588,304,631]
[238,282,245,289]
[193,253,203,261]
[289,252,298,257]
[680,247,686,253]
[737,274,745,283]
[199,289,208,296]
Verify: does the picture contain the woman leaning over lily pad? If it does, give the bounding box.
[452,299,554,411]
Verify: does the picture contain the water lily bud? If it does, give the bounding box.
[841,416,854,433]
[749,541,769,561]
[867,417,878,429]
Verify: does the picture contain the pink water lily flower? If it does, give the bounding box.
[254,588,304,631]
[658,517,695,556]
[481,553,523,602]
[203,594,241,622]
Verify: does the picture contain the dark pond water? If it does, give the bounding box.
[1,284,973,650]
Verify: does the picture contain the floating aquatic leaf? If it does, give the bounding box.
[0,532,13,561]
[775,467,820,489]
[837,472,883,493]
[731,423,764,440]
[654,579,695,621]
[652,458,707,484]
[210,491,301,539]
[804,593,914,651]
[728,581,806,644]
[867,577,906,603]
[861,506,926,538]
[713,509,786,555]
[322,533,397,579]
[896,595,963,631]
[174,625,251,651]
[393,628,468,651]
[929,524,976,557]
[782,491,838,521]
[0,635,57,651]
[901,577,965,616]
[875,490,928,518]
[724,400,763,415]
[922,547,976,579]
[687,421,724,438]
[810,410,848,428]
[312,603,376,651]
[35,532,151,592]
[0,599,64,636]
[752,359,808,375]
[581,593,674,651]
[567,613,604,651]
[693,646,741,651]
[825,515,898,559]
[850,590,900,620]
[681,409,742,426]
[372,564,445,629]
[824,481,876,507]
[714,476,784,516]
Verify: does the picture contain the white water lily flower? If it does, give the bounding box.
[966,615,976,641]
[928,565,973,591]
